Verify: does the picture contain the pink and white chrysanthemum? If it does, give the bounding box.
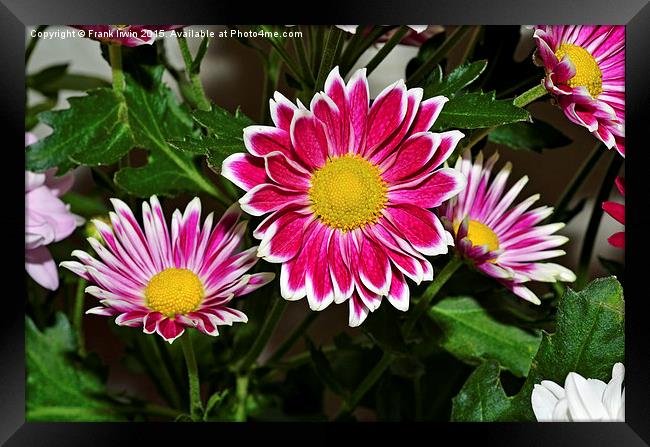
[222,66,466,326]
[533,26,624,157]
[441,151,576,304]
[61,197,274,343]
[602,176,625,249]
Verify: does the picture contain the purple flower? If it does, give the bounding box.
[25,133,84,290]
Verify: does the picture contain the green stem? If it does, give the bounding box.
[513,83,547,107]
[334,351,394,420]
[335,256,463,419]
[108,43,125,96]
[177,35,211,111]
[238,294,288,372]
[73,279,87,356]
[339,26,389,76]
[497,74,543,99]
[365,26,410,76]
[407,26,473,86]
[551,143,604,223]
[293,32,315,88]
[575,153,623,289]
[141,336,184,410]
[261,27,309,88]
[265,311,320,365]
[403,256,463,336]
[25,25,47,65]
[181,332,203,421]
[234,374,249,421]
[457,26,482,66]
[311,26,325,74]
[313,27,344,94]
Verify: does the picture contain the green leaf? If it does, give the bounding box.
[26,313,124,421]
[488,120,571,152]
[41,74,111,94]
[25,88,134,173]
[27,63,69,96]
[114,68,216,197]
[430,296,542,377]
[25,98,57,131]
[170,105,253,174]
[203,390,229,421]
[424,60,488,98]
[190,36,210,74]
[28,63,110,97]
[451,277,624,421]
[450,360,511,421]
[434,90,531,130]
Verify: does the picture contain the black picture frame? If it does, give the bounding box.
[3,0,648,444]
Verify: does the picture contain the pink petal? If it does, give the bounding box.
[305,226,335,311]
[365,80,407,153]
[358,236,391,296]
[258,211,312,263]
[239,183,308,216]
[346,68,370,153]
[411,96,449,133]
[388,167,466,208]
[348,293,369,327]
[290,110,329,169]
[243,125,292,157]
[602,201,624,225]
[221,153,268,191]
[385,204,449,256]
[328,232,354,303]
[270,91,298,132]
[387,267,409,312]
[25,246,59,290]
[381,132,439,182]
[156,318,186,344]
[264,151,311,190]
[608,232,625,248]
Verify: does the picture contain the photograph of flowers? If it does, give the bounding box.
[22,22,629,425]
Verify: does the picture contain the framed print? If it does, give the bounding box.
[2,0,649,444]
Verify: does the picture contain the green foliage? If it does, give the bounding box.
[26,66,217,198]
[27,63,110,99]
[488,120,571,152]
[451,277,625,421]
[25,88,133,173]
[435,90,531,130]
[430,296,542,377]
[169,105,253,174]
[424,60,487,98]
[114,68,213,197]
[26,313,124,421]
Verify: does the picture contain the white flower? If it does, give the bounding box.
[531,363,625,421]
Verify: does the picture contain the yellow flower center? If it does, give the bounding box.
[145,268,203,317]
[455,219,500,260]
[554,43,603,98]
[308,154,387,231]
